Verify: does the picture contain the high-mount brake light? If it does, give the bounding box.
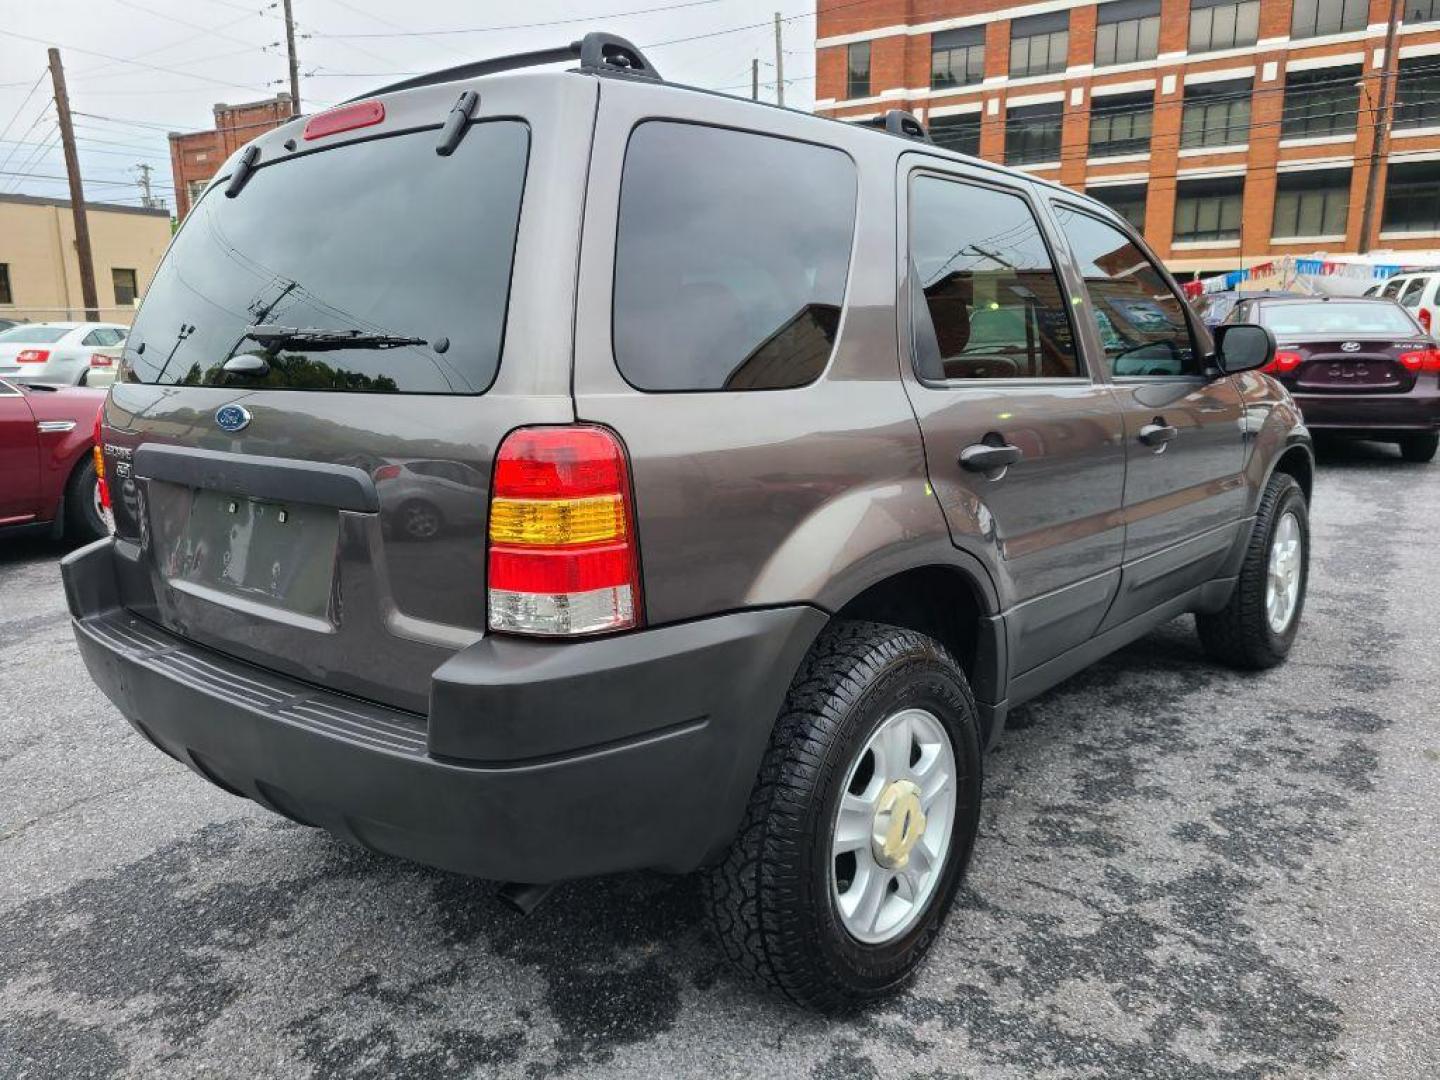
[1262,350,1303,375]
[303,100,385,141]
[16,349,49,363]
[487,425,642,637]
[92,412,110,510]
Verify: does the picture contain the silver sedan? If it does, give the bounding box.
[0,322,129,386]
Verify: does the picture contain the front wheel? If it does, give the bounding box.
[703,621,982,1012]
[1399,434,1439,463]
[1196,472,1308,669]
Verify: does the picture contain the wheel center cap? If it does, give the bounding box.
[872,779,926,869]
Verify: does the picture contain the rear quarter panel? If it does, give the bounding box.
[25,386,104,515]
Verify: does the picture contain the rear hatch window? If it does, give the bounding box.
[123,121,529,394]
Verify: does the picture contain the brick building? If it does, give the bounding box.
[815,0,1440,274]
[168,94,294,220]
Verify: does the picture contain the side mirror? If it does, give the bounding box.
[1213,322,1275,375]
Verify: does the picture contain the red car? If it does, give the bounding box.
[0,377,110,541]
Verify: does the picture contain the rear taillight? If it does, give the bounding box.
[16,349,49,364]
[373,464,403,481]
[1262,350,1303,375]
[1398,349,1440,373]
[1420,308,1432,334]
[92,412,110,510]
[487,425,642,637]
[88,352,114,368]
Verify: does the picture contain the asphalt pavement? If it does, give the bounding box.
[2,439,1437,1079]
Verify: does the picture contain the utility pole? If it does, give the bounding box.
[773,12,785,107]
[1358,0,1403,254]
[282,0,301,114]
[751,58,759,101]
[47,48,98,322]
[134,162,162,209]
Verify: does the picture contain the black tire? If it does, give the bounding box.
[1196,472,1308,669]
[703,621,983,1012]
[1399,434,1439,463]
[64,456,110,543]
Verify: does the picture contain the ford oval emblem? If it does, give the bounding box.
[215,404,251,432]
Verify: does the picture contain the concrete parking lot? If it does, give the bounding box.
[2,440,1437,1080]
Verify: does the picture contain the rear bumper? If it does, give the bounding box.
[63,537,826,882]
[1294,390,1440,436]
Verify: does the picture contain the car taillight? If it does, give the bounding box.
[1420,308,1432,334]
[92,412,110,510]
[16,349,49,364]
[487,425,642,637]
[1398,349,1440,373]
[89,352,114,368]
[373,464,402,481]
[1262,350,1303,375]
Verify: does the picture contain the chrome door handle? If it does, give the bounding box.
[1138,422,1178,448]
[959,443,1023,473]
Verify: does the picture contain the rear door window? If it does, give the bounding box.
[612,122,857,391]
[1400,277,1427,309]
[123,122,529,394]
[909,175,1081,381]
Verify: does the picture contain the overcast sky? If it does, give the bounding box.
[0,0,821,212]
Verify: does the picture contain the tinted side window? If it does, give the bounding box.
[1382,278,1407,299]
[613,122,857,392]
[1053,205,1199,377]
[909,176,1081,381]
[1400,278,1426,308]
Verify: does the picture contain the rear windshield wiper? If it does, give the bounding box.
[241,325,433,351]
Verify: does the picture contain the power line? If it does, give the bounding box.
[305,0,735,38]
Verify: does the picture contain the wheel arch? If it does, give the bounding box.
[1269,440,1314,504]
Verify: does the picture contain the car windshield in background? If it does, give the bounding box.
[122,121,529,394]
[1259,301,1420,337]
[0,325,70,344]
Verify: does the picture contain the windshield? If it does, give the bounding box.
[0,325,71,344]
[1258,301,1420,336]
[123,121,529,393]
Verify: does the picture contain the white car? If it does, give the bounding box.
[0,322,129,386]
[1368,273,1439,337]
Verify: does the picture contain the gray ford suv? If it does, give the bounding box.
[63,35,1313,1011]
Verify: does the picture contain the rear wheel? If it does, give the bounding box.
[1196,472,1308,669]
[1398,434,1439,463]
[64,457,110,543]
[703,621,982,1012]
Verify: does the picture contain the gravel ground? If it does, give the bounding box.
[1,439,1437,1079]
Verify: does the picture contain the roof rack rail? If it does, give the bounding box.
[344,32,661,103]
[876,109,932,143]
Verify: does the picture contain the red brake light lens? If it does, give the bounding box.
[303,101,385,141]
[89,352,114,368]
[16,349,50,364]
[1420,308,1432,333]
[92,411,110,510]
[1262,350,1303,375]
[373,464,403,482]
[1398,349,1440,373]
[487,425,642,637]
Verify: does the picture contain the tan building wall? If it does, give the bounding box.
[0,194,172,326]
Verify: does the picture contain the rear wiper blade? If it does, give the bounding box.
[242,325,432,351]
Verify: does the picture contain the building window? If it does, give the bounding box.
[1095,0,1161,67]
[112,268,139,306]
[1282,65,1361,139]
[930,113,983,156]
[931,28,985,89]
[1173,176,1244,242]
[1272,169,1350,238]
[1010,12,1069,78]
[846,42,871,99]
[1180,78,1252,149]
[1086,184,1148,232]
[1189,0,1260,52]
[1383,161,1440,233]
[1005,102,1064,165]
[1406,0,1439,21]
[0,264,11,305]
[1291,0,1367,39]
[1395,57,1440,130]
[1089,92,1153,157]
